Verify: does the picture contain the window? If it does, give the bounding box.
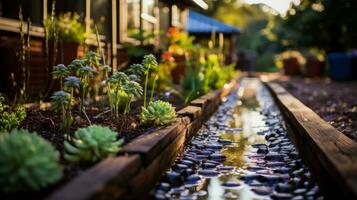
[126,0,140,30]
[90,0,110,36]
[0,0,43,26]
[48,0,86,18]
[171,5,181,27]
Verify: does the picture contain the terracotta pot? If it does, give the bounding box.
[48,41,83,66]
[305,58,325,77]
[171,55,186,84]
[283,57,300,75]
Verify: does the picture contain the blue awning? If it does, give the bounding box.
[186,10,240,34]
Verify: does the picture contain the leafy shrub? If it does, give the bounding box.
[140,100,177,126]
[0,95,26,132]
[180,66,206,104]
[64,125,124,163]
[57,12,86,43]
[0,129,62,193]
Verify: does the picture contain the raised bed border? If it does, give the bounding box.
[47,73,244,200]
[264,81,357,199]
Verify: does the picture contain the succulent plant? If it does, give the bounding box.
[142,54,158,108]
[140,100,177,126]
[0,129,63,193]
[125,63,146,80]
[142,54,158,70]
[105,72,136,118]
[0,95,26,132]
[84,51,101,67]
[122,80,143,113]
[52,64,70,89]
[67,59,85,74]
[64,125,124,163]
[51,90,73,132]
[64,76,81,89]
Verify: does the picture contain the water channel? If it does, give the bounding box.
[153,78,323,200]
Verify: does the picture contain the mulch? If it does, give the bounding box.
[277,77,357,142]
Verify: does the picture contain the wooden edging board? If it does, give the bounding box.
[264,81,357,199]
[47,74,243,200]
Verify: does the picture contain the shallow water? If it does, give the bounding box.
[154,78,323,200]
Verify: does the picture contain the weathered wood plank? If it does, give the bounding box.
[266,82,357,199]
[125,127,187,199]
[47,155,141,200]
[122,117,190,166]
[177,105,202,121]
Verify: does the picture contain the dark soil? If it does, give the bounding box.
[277,78,357,142]
[15,92,185,199]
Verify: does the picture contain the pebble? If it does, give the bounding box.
[221,181,241,188]
[198,169,219,177]
[251,186,272,195]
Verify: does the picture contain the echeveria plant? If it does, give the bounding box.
[0,129,63,193]
[140,100,177,126]
[64,125,124,164]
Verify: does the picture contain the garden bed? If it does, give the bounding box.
[264,81,357,199]
[276,77,357,142]
[45,73,243,199]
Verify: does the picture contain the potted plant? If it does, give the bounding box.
[327,52,353,81]
[45,12,86,66]
[303,50,325,78]
[277,50,305,75]
[166,27,195,84]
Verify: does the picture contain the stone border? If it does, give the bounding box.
[47,73,243,200]
[264,81,357,199]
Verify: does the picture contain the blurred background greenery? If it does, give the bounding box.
[194,0,357,72]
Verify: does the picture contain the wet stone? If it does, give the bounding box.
[202,162,216,169]
[157,182,171,192]
[194,190,207,197]
[291,196,304,200]
[276,183,294,193]
[221,181,241,188]
[260,174,281,184]
[248,180,264,187]
[252,143,267,149]
[209,153,226,162]
[265,152,284,161]
[251,186,272,195]
[166,171,181,184]
[293,188,307,195]
[218,165,234,172]
[271,193,294,200]
[198,169,219,177]
[218,139,232,145]
[240,174,261,182]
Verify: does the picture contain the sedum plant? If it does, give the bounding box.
[0,95,26,132]
[0,129,63,193]
[140,100,177,126]
[64,125,124,164]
